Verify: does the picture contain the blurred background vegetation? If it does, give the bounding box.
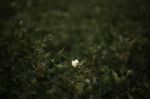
[0,0,150,99]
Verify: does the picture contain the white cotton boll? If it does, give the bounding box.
[85,79,91,84]
[72,59,79,68]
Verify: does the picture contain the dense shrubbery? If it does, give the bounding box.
[0,0,150,99]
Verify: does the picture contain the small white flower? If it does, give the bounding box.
[85,78,91,83]
[72,59,79,68]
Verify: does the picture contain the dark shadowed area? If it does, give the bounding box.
[0,0,150,99]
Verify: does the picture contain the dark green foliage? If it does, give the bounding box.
[0,0,150,99]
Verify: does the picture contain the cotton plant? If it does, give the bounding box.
[32,34,52,77]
